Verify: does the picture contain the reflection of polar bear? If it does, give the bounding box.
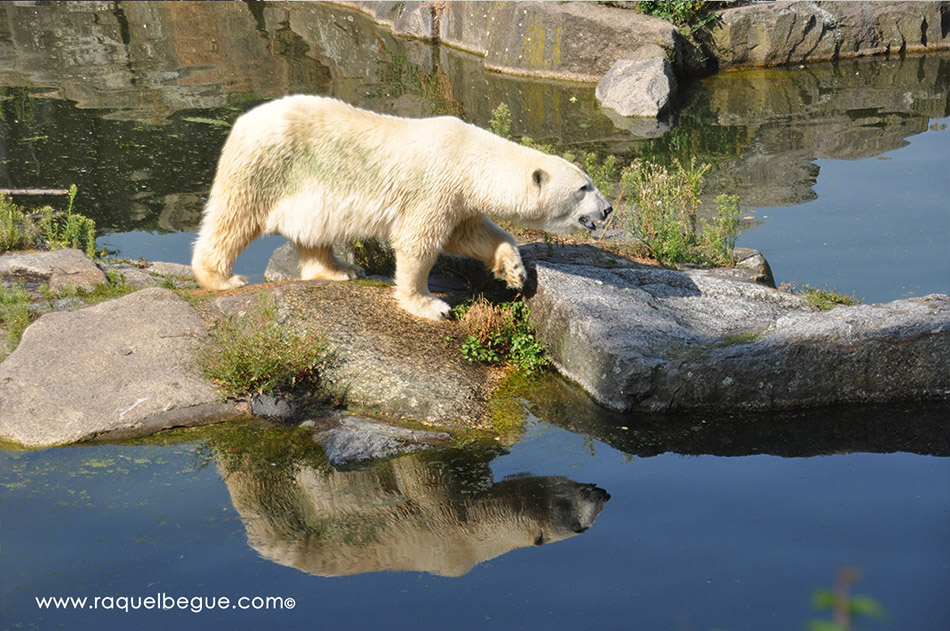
[191,95,612,319]
[222,453,610,577]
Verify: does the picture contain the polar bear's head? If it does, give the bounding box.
[520,155,613,234]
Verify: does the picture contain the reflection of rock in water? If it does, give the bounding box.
[221,451,609,577]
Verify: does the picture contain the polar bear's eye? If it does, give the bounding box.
[579,183,592,193]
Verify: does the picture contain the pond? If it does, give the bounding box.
[1,3,948,630]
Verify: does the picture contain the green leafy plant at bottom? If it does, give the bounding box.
[198,297,330,399]
[454,297,549,376]
[807,567,885,631]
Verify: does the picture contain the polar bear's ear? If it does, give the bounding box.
[531,168,548,190]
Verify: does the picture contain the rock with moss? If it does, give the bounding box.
[523,243,950,412]
[214,281,505,430]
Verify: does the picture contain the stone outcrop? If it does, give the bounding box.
[0,288,245,447]
[0,248,105,293]
[522,243,950,413]
[214,281,504,431]
[596,55,678,117]
[708,1,950,71]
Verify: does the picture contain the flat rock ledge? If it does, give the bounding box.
[523,244,950,412]
[214,281,504,431]
[0,288,245,448]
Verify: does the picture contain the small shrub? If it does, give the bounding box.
[455,297,548,375]
[701,193,741,265]
[634,1,726,33]
[489,102,512,139]
[199,297,330,398]
[350,239,396,277]
[1,196,28,251]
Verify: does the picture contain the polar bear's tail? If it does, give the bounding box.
[191,188,261,291]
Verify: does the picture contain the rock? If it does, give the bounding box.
[709,1,950,70]
[0,288,245,447]
[214,281,503,429]
[523,244,950,412]
[596,56,678,118]
[147,261,194,279]
[314,416,451,468]
[439,0,677,81]
[392,1,434,40]
[250,393,296,419]
[263,241,301,282]
[0,248,105,292]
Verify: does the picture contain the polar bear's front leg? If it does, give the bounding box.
[297,245,365,282]
[393,247,452,320]
[444,217,527,290]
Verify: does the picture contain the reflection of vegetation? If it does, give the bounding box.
[375,44,462,116]
[779,283,863,311]
[808,567,885,631]
[454,297,549,376]
[200,421,332,481]
[198,296,331,398]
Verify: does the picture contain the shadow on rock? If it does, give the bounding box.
[215,441,609,577]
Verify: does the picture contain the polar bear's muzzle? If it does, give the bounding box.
[579,203,613,231]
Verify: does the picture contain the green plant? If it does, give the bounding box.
[198,297,330,398]
[807,568,885,631]
[0,284,32,358]
[584,152,618,197]
[350,239,396,277]
[489,102,512,139]
[635,1,726,33]
[455,297,549,375]
[701,193,741,264]
[780,283,862,312]
[1,195,28,251]
[617,158,741,266]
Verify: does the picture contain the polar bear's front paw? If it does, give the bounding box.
[221,274,250,290]
[504,259,527,290]
[398,293,452,320]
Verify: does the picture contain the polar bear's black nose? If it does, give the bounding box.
[603,205,613,219]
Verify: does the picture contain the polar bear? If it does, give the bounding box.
[191,95,612,319]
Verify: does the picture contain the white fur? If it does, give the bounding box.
[192,95,612,319]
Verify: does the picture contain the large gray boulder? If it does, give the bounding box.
[523,244,950,412]
[596,54,678,118]
[0,248,105,292]
[0,288,244,447]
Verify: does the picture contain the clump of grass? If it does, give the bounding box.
[0,284,32,359]
[199,297,330,398]
[42,270,136,307]
[0,186,97,257]
[454,297,549,376]
[779,283,862,311]
[617,158,741,266]
[633,1,724,34]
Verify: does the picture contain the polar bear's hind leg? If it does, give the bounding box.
[297,245,365,282]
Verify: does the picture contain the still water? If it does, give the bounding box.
[1,3,948,629]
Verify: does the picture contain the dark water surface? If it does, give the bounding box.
[1,3,948,630]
